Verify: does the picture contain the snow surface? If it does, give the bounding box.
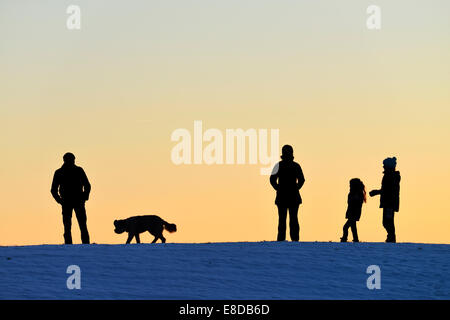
[0,242,449,299]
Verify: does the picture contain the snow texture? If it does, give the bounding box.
[0,242,449,299]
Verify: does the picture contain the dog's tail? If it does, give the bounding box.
[162,220,177,233]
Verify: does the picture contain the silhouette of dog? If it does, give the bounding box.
[114,215,177,244]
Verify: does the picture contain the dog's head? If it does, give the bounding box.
[165,223,177,233]
[114,219,127,234]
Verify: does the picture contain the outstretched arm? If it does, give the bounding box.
[369,189,381,197]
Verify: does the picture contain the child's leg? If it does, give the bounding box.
[342,220,350,241]
[350,220,359,241]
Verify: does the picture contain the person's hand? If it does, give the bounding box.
[84,193,90,201]
[369,190,377,197]
[56,197,63,205]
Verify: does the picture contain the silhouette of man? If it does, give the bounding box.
[270,145,305,241]
[369,157,401,243]
[51,152,91,244]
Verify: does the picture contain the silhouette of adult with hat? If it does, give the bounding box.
[270,145,305,241]
[51,152,91,244]
[369,157,401,243]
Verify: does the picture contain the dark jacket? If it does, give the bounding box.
[372,170,401,212]
[380,170,400,212]
[345,193,364,221]
[270,160,305,206]
[51,164,91,203]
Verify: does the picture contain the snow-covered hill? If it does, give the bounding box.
[0,242,448,299]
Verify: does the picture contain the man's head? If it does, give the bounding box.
[63,152,76,166]
[281,144,294,161]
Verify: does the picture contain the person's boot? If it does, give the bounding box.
[81,229,90,244]
[340,237,347,242]
[64,232,72,245]
[64,237,72,245]
[389,235,396,243]
[386,234,396,243]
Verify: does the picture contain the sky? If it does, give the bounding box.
[1,0,449,245]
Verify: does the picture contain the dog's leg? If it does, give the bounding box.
[157,231,166,243]
[148,230,158,243]
[135,233,141,244]
[155,226,165,243]
[126,233,133,244]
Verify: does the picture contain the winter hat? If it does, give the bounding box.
[383,157,397,169]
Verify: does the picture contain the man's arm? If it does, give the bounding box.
[296,165,305,190]
[370,175,386,197]
[269,163,279,190]
[50,171,62,204]
[80,168,91,201]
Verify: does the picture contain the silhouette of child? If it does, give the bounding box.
[340,178,366,242]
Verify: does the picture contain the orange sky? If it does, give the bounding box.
[1,1,449,245]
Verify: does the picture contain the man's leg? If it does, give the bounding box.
[383,208,395,242]
[277,206,288,241]
[61,204,73,245]
[288,204,300,241]
[74,202,90,244]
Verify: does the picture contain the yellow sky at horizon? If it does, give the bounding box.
[1,0,449,245]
